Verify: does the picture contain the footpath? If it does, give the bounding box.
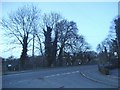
[80,68,120,88]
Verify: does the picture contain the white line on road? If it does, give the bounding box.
[44,71,80,78]
[56,74,60,76]
[17,80,28,83]
[60,73,67,75]
[8,79,28,85]
[66,72,71,74]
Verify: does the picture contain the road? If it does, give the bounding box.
[2,65,115,88]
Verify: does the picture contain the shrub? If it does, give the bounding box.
[99,67,110,75]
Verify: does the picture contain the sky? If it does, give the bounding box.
[0,2,118,58]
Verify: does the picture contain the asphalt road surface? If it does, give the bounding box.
[2,65,115,88]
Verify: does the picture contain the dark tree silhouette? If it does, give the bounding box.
[97,17,120,68]
[52,24,59,66]
[1,5,40,69]
[42,12,61,67]
[114,17,120,65]
[43,26,53,67]
[57,20,79,66]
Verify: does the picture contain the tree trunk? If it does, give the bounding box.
[32,32,35,69]
[20,36,28,70]
[58,46,64,66]
[44,26,53,67]
[52,30,58,66]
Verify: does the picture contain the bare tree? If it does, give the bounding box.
[56,20,79,66]
[42,12,62,67]
[1,5,41,69]
[66,35,91,65]
[97,44,103,53]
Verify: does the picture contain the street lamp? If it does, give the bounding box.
[114,52,118,58]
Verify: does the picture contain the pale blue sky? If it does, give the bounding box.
[0,2,118,58]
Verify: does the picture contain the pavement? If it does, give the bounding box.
[80,67,119,88]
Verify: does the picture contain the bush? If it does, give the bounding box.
[98,67,110,75]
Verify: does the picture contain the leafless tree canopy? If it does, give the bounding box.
[1,5,41,69]
[1,5,94,68]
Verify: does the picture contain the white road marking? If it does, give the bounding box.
[76,71,79,73]
[45,76,51,78]
[61,73,67,75]
[7,71,80,84]
[8,79,28,85]
[56,74,60,76]
[72,71,76,73]
[17,80,28,83]
[66,72,71,74]
[51,75,56,77]
[44,71,80,78]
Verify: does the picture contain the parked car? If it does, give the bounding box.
[7,64,19,71]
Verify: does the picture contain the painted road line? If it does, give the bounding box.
[60,73,67,75]
[44,71,80,78]
[56,74,60,76]
[71,71,79,73]
[17,80,28,83]
[65,72,71,75]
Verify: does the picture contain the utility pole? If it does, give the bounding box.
[32,31,35,58]
[32,26,36,69]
